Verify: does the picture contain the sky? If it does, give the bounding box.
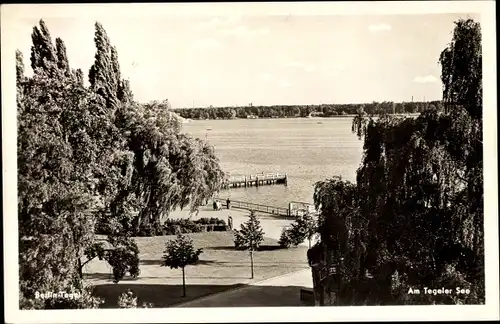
[11,8,479,108]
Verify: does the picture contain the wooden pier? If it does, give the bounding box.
[213,198,315,218]
[223,172,288,189]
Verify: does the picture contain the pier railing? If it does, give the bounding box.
[214,198,290,216]
[228,172,287,182]
[213,198,314,217]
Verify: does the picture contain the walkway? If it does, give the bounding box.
[175,268,313,307]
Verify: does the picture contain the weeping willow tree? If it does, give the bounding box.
[106,99,225,233]
[310,18,483,305]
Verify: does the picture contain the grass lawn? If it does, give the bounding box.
[84,231,309,308]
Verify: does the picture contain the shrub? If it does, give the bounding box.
[163,219,203,235]
[130,218,229,237]
[279,226,304,248]
[162,223,179,235]
[137,223,156,237]
[195,217,226,226]
[233,211,264,250]
[178,219,203,233]
[162,233,203,297]
[278,228,293,248]
[233,230,245,250]
[117,290,138,308]
[214,225,230,232]
[153,222,163,235]
[117,290,154,308]
[289,226,306,246]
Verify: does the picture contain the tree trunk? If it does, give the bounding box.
[250,250,254,279]
[78,258,83,279]
[182,267,186,297]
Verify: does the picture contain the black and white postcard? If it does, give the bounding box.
[2,1,498,322]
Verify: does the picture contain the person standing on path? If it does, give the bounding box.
[226,198,231,209]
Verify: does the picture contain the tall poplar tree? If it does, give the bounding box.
[55,37,70,75]
[88,22,133,108]
[30,19,57,73]
[16,50,25,84]
[88,22,118,108]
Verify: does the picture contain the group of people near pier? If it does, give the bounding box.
[212,198,231,211]
[211,198,233,229]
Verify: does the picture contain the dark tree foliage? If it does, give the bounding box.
[55,37,70,75]
[18,19,224,309]
[234,210,264,279]
[439,19,482,119]
[30,19,57,72]
[162,233,203,297]
[310,18,484,305]
[16,50,25,84]
[279,213,317,248]
[103,99,225,233]
[234,211,264,250]
[117,289,154,308]
[172,101,440,120]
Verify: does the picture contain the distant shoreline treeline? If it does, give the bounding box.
[172,100,443,120]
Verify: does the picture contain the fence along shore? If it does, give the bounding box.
[213,198,316,218]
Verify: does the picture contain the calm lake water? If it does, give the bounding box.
[182,117,364,208]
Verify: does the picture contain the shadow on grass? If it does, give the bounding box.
[207,245,290,252]
[257,214,298,222]
[91,283,243,308]
[140,259,230,266]
[84,273,113,281]
[258,245,289,251]
[194,261,308,269]
[139,259,236,266]
[140,259,164,265]
[90,283,312,308]
[84,272,254,282]
[196,259,227,266]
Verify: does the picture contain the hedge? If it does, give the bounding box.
[96,217,230,237]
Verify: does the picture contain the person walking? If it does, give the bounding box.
[226,198,231,209]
